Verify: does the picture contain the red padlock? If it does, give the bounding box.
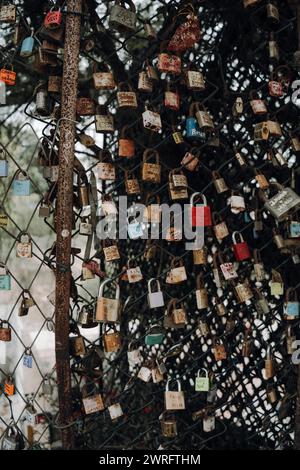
[268,80,283,97]
[190,192,212,227]
[44,8,62,30]
[232,231,251,261]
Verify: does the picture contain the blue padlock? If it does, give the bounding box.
[284,288,299,318]
[290,221,300,238]
[13,170,31,196]
[0,263,11,291]
[127,219,144,239]
[185,117,203,140]
[20,34,34,58]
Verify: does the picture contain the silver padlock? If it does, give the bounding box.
[147,278,164,309]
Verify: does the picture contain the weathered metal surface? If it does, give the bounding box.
[54,0,82,450]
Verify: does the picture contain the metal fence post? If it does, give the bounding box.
[54,0,82,450]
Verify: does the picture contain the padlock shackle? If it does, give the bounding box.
[190,191,207,207]
[232,231,244,244]
[143,148,160,163]
[120,124,132,139]
[197,368,208,378]
[148,278,161,293]
[253,248,262,264]
[212,211,222,225]
[170,256,183,268]
[266,344,273,359]
[118,81,134,92]
[165,378,181,392]
[115,0,136,12]
[285,287,298,302]
[196,272,205,290]
[166,298,179,316]
[98,278,120,300]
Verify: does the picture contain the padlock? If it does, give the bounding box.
[117,82,137,108]
[118,125,135,157]
[235,151,247,166]
[290,219,300,238]
[95,105,114,133]
[219,256,238,281]
[260,182,300,221]
[93,62,115,90]
[25,402,38,425]
[79,218,92,236]
[145,323,165,345]
[164,379,185,411]
[255,169,269,190]
[109,0,137,33]
[230,191,245,213]
[241,330,252,358]
[181,149,199,171]
[13,170,31,196]
[0,263,11,290]
[267,119,282,137]
[249,90,267,115]
[126,259,143,283]
[196,273,208,310]
[212,170,228,194]
[203,412,216,433]
[143,194,161,223]
[195,102,214,131]
[0,320,11,341]
[193,247,207,265]
[125,171,140,195]
[185,103,203,140]
[19,290,35,316]
[152,364,164,383]
[286,326,296,355]
[69,331,86,357]
[142,148,161,183]
[185,64,205,91]
[0,65,16,85]
[23,349,33,368]
[42,375,53,395]
[82,394,104,414]
[195,368,210,392]
[96,279,120,323]
[78,181,90,207]
[254,121,270,141]
[265,345,276,379]
[76,97,96,116]
[147,278,164,309]
[190,192,212,227]
[108,403,123,421]
[77,305,97,328]
[1,425,24,450]
[254,209,263,232]
[164,80,180,111]
[168,171,188,201]
[253,249,265,282]
[164,299,186,329]
[4,376,15,395]
[142,106,162,132]
[16,233,32,258]
[283,288,299,320]
[269,32,279,61]
[172,128,184,144]
[36,87,50,116]
[235,279,253,303]
[266,384,277,404]
[138,70,153,93]
[127,217,144,239]
[232,231,251,261]
[0,4,16,23]
[97,150,116,180]
[103,241,120,262]
[166,257,187,284]
[198,319,210,337]
[213,338,227,361]
[127,342,143,367]
[44,7,62,29]
[272,227,285,249]
[160,413,177,437]
[0,213,8,227]
[48,75,62,93]
[157,42,181,75]
[212,212,229,241]
[232,96,243,116]
[39,201,51,218]
[215,301,227,316]
[165,217,182,242]
[270,269,284,296]
[21,30,35,58]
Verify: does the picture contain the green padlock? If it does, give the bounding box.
[195,368,210,392]
[145,323,164,346]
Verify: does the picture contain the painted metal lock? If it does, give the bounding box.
[142,109,162,132]
[117,82,137,108]
[198,320,210,337]
[23,350,33,368]
[16,233,32,258]
[164,90,180,111]
[13,170,31,196]
[148,278,164,309]
[82,394,104,414]
[172,131,184,144]
[270,270,284,296]
[266,384,277,404]
[0,321,11,341]
[44,8,62,29]
[181,151,199,171]
[109,1,137,33]
[0,148,8,176]
[195,368,210,392]
[0,66,16,85]
[232,231,251,261]
[1,426,23,450]
[164,380,185,410]
[169,177,188,200]
[290,221,300,237]
[230,193,245,213]
[220,262,238,280]
[96,279,120,323]
[190,192,212,227]
[145,323,164,345]
[0,5,16,23]
[4,376,15,395]
[25,403,38,424]
[128,219,144,239]
[157,53,181,75]
[108,403,123,420]
[213,339,227,361]
[127,265,143,283]
[185,117,202,140]
[250,94,267,115]
[0,263,11,290]
[20,34,34,57]
[269,80,283,97]
[262,184,300,221]
[283,288,299,320]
